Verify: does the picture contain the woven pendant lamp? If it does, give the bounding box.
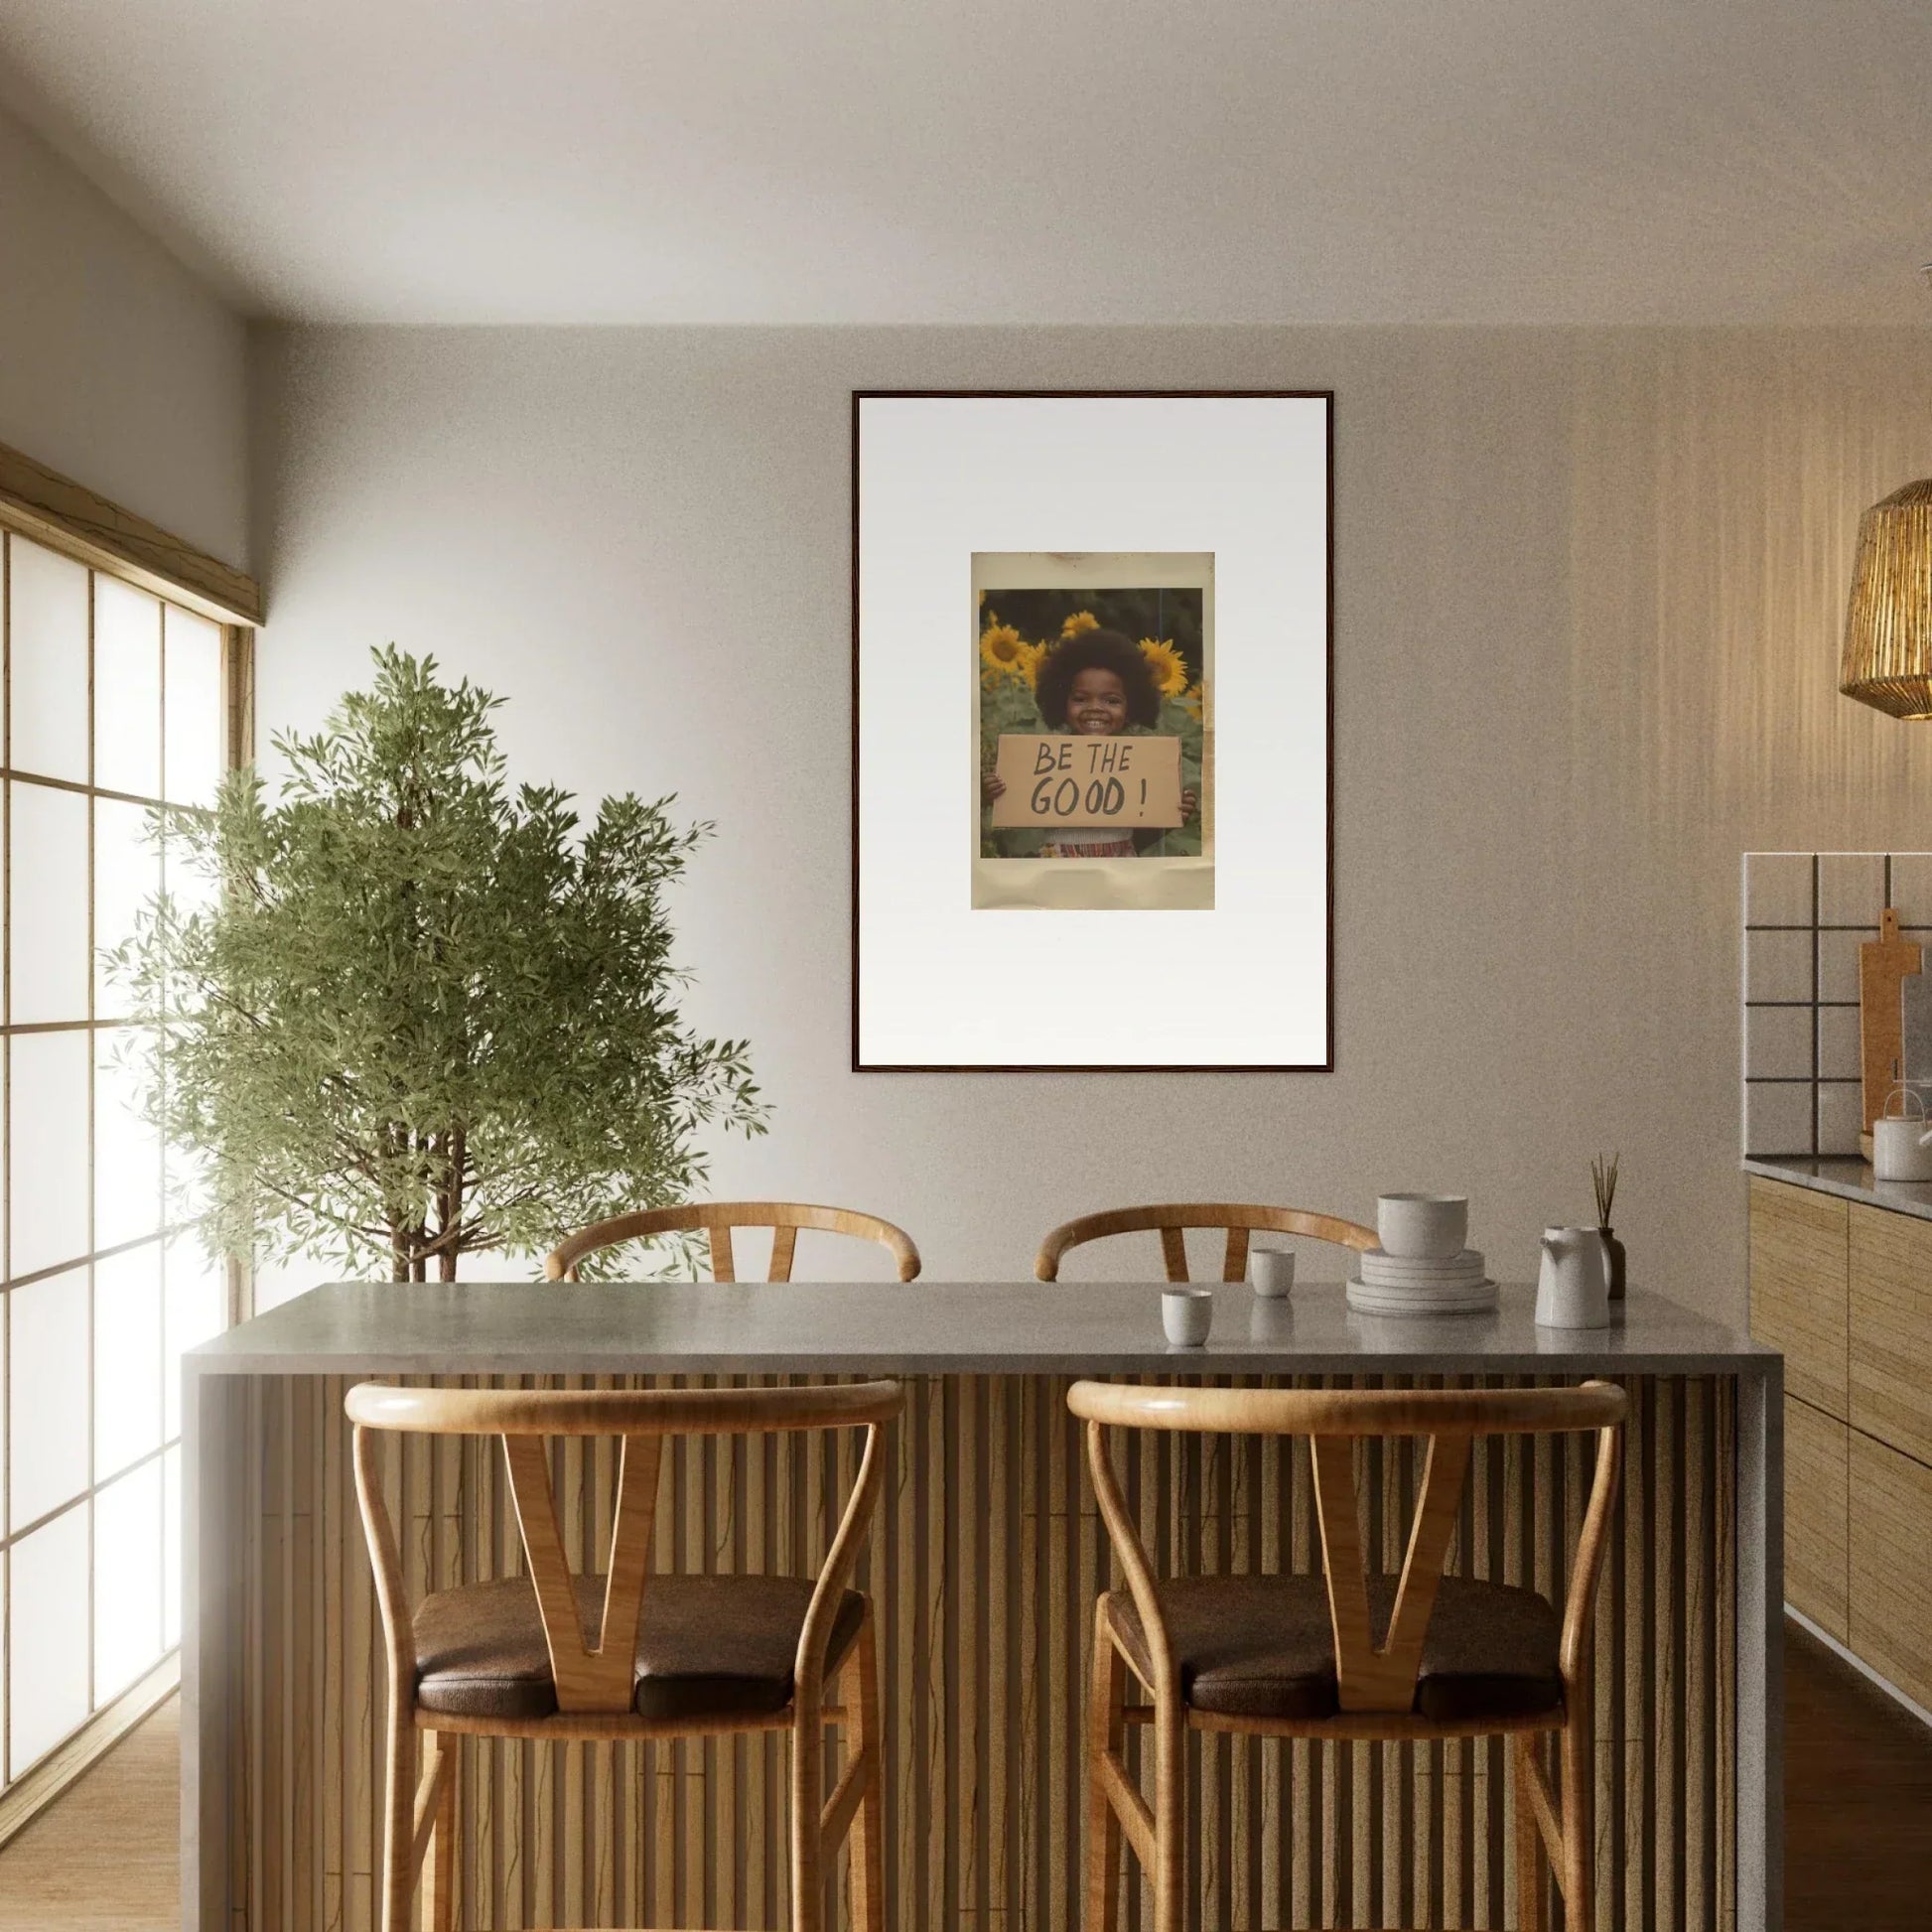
[1842,479,1932,718]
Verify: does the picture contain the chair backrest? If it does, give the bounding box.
[1035,1201,1377,1285]
[345,1380,903,1717]
[1066,1380,1626,1715]
[544,1200,921,1284]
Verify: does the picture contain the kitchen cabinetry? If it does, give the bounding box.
[1749,1173,1932,1713]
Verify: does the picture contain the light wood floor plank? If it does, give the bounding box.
[0,1700,179,1930]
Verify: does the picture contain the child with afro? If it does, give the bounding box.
[983,628,1198,857]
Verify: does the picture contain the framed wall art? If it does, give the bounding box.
[852,390,1332,1071]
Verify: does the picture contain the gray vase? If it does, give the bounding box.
[1600,1227,1627,1301]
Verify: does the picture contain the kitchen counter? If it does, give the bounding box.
[191,1278,1774,1378]
[1744,1152,1932,1224]
[183,1279,1783,1931]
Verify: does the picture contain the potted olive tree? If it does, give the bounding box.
[110,647,766,1282]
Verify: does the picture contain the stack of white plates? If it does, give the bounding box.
[1346,1246,1497,1315]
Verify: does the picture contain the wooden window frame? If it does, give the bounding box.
[0,436,259,1845]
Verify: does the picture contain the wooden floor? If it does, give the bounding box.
[0,1623,1923,1929]
[1783,1619,1932,1930]
[0,1699,178,1930]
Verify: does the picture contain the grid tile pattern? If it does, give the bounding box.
[0,529,233,1793]
[1741,852,1932,1158]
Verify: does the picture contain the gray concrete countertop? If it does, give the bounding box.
[189,1280,1773,1379]
[1744,1154,1932,1225]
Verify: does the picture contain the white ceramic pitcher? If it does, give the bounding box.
[1535,1226,1612,1329]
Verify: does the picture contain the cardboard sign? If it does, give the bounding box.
[989,733,1183,830]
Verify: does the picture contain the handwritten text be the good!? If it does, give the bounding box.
[987,733,1183,830]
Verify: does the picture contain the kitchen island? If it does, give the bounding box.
[183,1281,1781,1931]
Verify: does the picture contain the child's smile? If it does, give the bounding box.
[1066,667,1129,735]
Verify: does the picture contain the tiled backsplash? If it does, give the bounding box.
[1742,853,1932,1157]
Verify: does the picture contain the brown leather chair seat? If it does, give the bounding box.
[413,1573,866,1723]
[1104,1573,1563,1724]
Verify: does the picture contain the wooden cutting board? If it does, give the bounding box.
[1862,907,1923,1136]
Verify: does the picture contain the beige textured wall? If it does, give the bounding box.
[0,101,248,565]
[248,325,1932,1311]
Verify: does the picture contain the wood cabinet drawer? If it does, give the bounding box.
[1850,1431,1932,1713]
[1749,1178,1848,1419]
[1850,1202,1932,1467]
[1784,1396,1849,1641]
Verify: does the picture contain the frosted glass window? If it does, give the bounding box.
[7,537,88,782]
[94,1459,163,1699]
[162,1444,181,1648]
[10,1031,90,1278]
[93,796,161,1011]
[7,1266,88,1527]
[165,1131,211,1235]
[163,1242,224,1440]
[93,1244,162,1479]
[1,538,238,1800]
[94,1030,162,1250]
[162,609,223,809]
[8,780,89,1025]
[162,826,221,933]
[92,577,162,799]
[8,1507,90,1772]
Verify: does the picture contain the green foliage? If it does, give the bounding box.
[107,647,767,1282]
[979,674,1048,857]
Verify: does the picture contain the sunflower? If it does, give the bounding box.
[1178,683,1204,719]
[979,622,1032,681]
[1060,610,1100,638]
[1139,636,1189,698]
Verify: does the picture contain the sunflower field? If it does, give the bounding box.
[978,596,1206,860]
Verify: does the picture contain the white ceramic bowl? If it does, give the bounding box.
[1376,1192,1469,1260]
[1162,1286,1214,1346]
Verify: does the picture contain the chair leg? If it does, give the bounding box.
[1151,1691,1186,1932]
[848,1609,887,1932]
[1560,1697,1594,1932]
[425,1735,457,1932]
[791,1693,827,1932]
[379,1703,415,1932]
[1512,1734,1545,1932]
[1083,1605,1126,1932]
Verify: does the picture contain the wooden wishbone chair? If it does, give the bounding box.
[1035,1201,1376,1284]
[346,1378,903,1932]
[1068,1379,1627,1932]
[545,1200,920,1283]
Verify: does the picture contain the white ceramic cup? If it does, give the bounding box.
[1162,1286,1214,1347]
[1377,1192,1468,1260]
[1249,1248,1297,1298]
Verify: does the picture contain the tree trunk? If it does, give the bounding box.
[434,1127,466,1283]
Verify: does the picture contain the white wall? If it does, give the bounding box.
[0,101,247,565]
[248,324,1932,1312]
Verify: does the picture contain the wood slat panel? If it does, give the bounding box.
[220,1372,1735,1930]
[1849,1201,1932,1468]
[1748,1178,1849,1421]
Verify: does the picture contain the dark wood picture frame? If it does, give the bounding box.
[851,388,1334,1073]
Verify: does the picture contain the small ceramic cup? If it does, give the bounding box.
[1162,1286,1214,1347]
[1377,1192,1468,1260]
[1249,1248,1297,1299]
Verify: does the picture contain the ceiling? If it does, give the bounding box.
[1,0,1928,326]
